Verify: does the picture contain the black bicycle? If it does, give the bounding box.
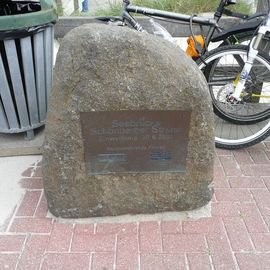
[96,0,266,57]
[97,0,270,149]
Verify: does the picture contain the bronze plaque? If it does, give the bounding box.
[80,111,191,175]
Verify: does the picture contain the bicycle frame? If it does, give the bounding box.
[231,13,270,100]
[97,0,267,55]
[119,0,232,51]
[118,1,270,102]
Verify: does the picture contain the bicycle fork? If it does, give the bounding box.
[230,15,270,101]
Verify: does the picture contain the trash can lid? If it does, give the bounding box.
[0,0,58,31]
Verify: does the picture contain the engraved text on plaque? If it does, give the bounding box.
[80,111,191,175]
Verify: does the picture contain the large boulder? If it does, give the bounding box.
[42,23,214,218]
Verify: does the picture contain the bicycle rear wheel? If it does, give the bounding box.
[198,45,270,125]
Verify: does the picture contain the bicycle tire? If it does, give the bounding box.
[214,117,270,149]
[197,45,270,125]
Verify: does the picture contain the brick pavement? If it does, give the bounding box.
[1,143,270,269]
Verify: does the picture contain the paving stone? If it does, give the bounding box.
[17,235,50,270]
[96,222,137,235]
[228,176,265,188]
[20,177,44,189]
[264,150,270,160]
[247,143,266,151]
[116,234,138,270]
[240,165,256,176]
[161,220,182,234]
[187,253,212,270]
[215,188,253,202]
[139,221,162,253]
[91,253,114,270]
[0,254,19,270]
[9,218,53,233]
[264,216,270,230]
[248,150,270,164]
[214,153,221,167]
[140,254,186,270]
[223,217,254,252]
[216,149,233,156]
[250,233,270,251]
[37,160,43,167]
[47,223,74,252]
[219,156,241,176]
[251,189,270,216]
[32,166,42,178]
[182,217,224,234]
[41,253,90,270]
[262,176,270,190]
[16,191,41,217]
[73,224,95,235]
[233,150,254,165]
[0,235,25,252]
[238,203,269,233]
[264,141,270,149]
[213,165,229,188]
[235,253,270,270]
[71,233,115,252]
[21,167,34,177]
[211,202,240,217]
[163,234,206,253]
[247,164,270,176]
[206,234,236,269]
[34,193,49,218]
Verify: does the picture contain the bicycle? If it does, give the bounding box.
[97,0,269,124]
[96,0,266,57]
[97,0,270,148]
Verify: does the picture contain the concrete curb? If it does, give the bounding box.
[55,16,241,38]
[0,127,44,157]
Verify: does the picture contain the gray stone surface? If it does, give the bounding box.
[43,23,214,218]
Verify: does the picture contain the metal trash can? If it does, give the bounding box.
[0,0,57,139]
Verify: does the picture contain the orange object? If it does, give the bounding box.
[186,35,205,57]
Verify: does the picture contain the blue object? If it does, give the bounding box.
[82,0,89,12]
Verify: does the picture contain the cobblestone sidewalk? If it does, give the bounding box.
[1,143,270,269]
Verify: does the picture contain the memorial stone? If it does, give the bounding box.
[42,23,214,218]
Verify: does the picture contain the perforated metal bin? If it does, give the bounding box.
[0,0,57,139]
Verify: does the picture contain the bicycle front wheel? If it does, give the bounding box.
[213,116,270,149]
[198,45,270,125]
[197,45,270,149]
